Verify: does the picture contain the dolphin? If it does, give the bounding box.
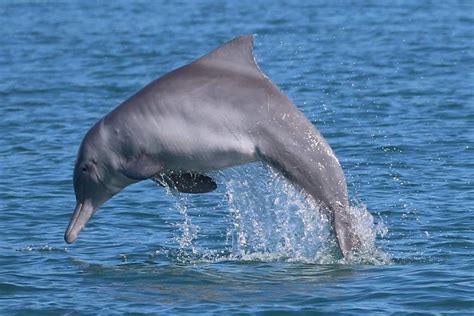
[65,35,360,256]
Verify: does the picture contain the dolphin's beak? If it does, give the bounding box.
[64,201,94,244]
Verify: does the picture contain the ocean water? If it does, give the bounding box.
[1,1,473,314]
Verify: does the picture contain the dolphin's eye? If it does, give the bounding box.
[81,165,88,172]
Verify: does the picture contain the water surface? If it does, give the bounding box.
[1,1,473,314]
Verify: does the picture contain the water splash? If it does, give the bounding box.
[167,189,199,254]
[17,244,67,253]
[223,164,336,261]
[221,163,390,264]
[337,204,391,264]
[162,163,389,265]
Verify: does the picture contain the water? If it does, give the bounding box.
[1,1,473,314]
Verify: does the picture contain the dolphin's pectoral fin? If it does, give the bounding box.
[152,172,217,194]
[123,154,163,180]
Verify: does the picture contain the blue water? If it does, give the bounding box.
[1,1,473,314]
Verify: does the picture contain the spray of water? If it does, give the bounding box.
[164,163,390,265]
[223,164,336,262]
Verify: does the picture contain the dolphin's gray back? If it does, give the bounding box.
[103,36,289,170]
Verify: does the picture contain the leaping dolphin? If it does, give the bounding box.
[65,35,360,256]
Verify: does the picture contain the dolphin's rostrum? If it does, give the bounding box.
[65,35,360,256]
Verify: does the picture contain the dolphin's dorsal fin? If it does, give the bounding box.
[195,35,258,72]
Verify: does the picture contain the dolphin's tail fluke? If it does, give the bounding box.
[334,206,361,256]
